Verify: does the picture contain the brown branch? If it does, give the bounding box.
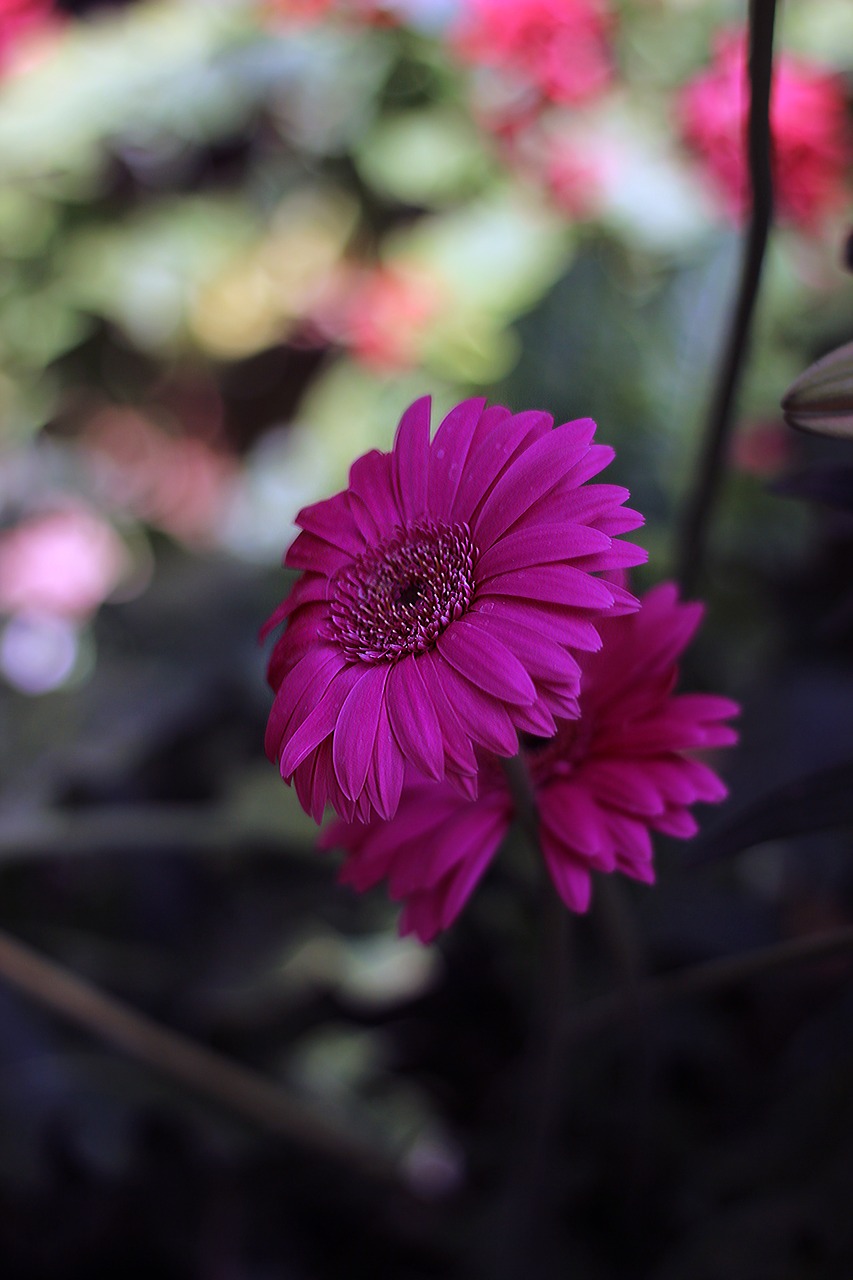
[563,924,853,1042]
[0,805,314,862]
[0,926,401,1183]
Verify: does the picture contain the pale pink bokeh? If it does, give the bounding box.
[84,408,236,548]
[317,265,445,371]
[0,505,128,620]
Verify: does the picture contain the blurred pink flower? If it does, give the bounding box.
[0,0,57,73]
[263,0,399,26]
[263,396,645,824]
[329,266,444,371]
[679,30,851,230]
[0,505,128,620]
[730,420,794,478]
[453,0,614,107]
[544,135,607,218]
[84,408,236,548]
[322,583,739,942]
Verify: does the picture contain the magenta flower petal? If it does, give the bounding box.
[573,537,648,572]
[284,531,351,576]
[264,397,644,822]
[482,564,616,611]
[509,699,558,738]
[418,654,479,778]
[332,665,390,801]
[427,397,488,517]
[386,659,445,780]
[450,409,554,526]
[348,449,400,537]
[476,522,612,580]
[265,646,345,761]
[278,665,362,777]
[542,781,609,861]
[438,832,505,928]
[438,618,537,706]
[471,423,596,548]
[323,581,738,940]
[541,839,594,913]
[294,490,365,556]
[428,650,519,756]
[467,608,581,690]
[392,395,431,520]
[559,442,617,489]
[388,797,506,897]
[367,701,405,820]
[654,808,700,839]
[485,597,604,651]
[581,760,666,816]
[560,482,633,525]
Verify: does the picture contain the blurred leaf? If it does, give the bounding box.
[61,197,258,352]
[0,1,251,184]
[392,189,571,316]
[356,106,491,208]
[189,187,359,360]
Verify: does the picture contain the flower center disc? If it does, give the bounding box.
[328,519,476,664]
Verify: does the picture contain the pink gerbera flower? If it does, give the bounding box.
[321,582,739,942]
[263,397,644,823]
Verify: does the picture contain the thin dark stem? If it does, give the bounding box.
[677,0,777,594]
[0,926,400,1183]
[486,756,572,1278]
[563,924,853,1042]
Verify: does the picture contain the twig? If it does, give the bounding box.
[0,926,400,1183]
[563,924,853,1042]
[0,806,314,862]
[677,0,777,594]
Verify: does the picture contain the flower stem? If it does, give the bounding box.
[677,0,777,595]
[0,926,400,1183]
[486,755,572,1278]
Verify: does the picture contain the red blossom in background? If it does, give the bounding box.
[83,408,236,549]
[316,265,444,371]
[543,133,607,218]
[0,0,55,72]
[453,0,614,108]
[679,30,851,230]
[263,397,645,824]
[263,0,399,27]
[323,583,739,943]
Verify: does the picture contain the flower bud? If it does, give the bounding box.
[781,340,853,438]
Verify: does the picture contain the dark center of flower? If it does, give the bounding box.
[328,519,477,664]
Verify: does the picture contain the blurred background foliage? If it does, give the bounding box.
[2,0,853,1276]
